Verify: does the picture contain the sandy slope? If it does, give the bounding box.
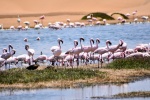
[0,0,150,28]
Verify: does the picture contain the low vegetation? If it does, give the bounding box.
[0,57,150,88]
[0,68,105,84]
[111,12,129,19]
[91,91,150,99]
[108,57,150,69]
[81,12,114,20]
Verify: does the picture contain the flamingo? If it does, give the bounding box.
[1,45,16,69]
[116,41,127,52]
[25,44,35,65]
[106,40,123,60]
[64,51,74,68]
[50,38,63,57]
[1,44,16,60]
[34,51,47,64]
[91,38,100,52]
[65,40,79,66]
[5,57,18,69]
[39,15,45,26]
[0,58,5,69]
[81,38,94,57]
[50,38,63,66]
[16,54,30,66]
[108,52,125,61]
[36,37,40,41]
[17,15,21,25]
[74,38,93,65]
[94,46,109,68]
[47,55,56,66]
[126,52,150,58]
[24,38,28,42]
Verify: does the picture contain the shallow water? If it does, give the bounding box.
[0,78,150,100]
[0,23,150,58]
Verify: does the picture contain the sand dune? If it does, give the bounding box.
[0,0,150,28]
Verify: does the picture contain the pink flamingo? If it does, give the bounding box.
[34,51,47,64]
[1,44,16,60]
[65,40,78,67]
[39,15,45,26]
[108,52,125,61]
[94,45,109,68]
[91,38,100,52]
[116,41,127,52]
[106,40,123,60]
[64,51,74,68]
[1,45,16,69]
[126,52,150,58]
[25,44,35,65]
[90,38,100,63]
[81,38,94,56]
[66,38,84,66]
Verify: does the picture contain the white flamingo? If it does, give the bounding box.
[50,38,63,57]
[50,38,63,66]
[5,57,18,69]
[16,54,30,66]
[25,44,35,65]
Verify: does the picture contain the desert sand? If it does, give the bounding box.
[0,0,150,28]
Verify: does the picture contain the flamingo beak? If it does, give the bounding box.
[9,44,13,49]
[80,37,84,41]
[119,40,123,46]
[60,40,63,44]
[97,39,100,43]
[25,45,29,50]
[92,39,94,44]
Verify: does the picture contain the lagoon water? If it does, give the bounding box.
[0,23,150,59]
[0,23,150,99]
[0,78,150,100]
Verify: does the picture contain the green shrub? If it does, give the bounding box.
[81,12,114,20]
[108,57,150,69]
[111,13,129,19]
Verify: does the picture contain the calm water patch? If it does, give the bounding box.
[0,78,149,100]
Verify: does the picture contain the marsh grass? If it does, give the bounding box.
[108,57,150,69]
[0,68,105,84]
[91,91,150,99]
[81,12,114,20]
[113,91,150,98]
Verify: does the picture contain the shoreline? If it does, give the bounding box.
[0,12,149,29]
[0,68,149,89]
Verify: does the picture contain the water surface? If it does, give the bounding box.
[0,78,149,100]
